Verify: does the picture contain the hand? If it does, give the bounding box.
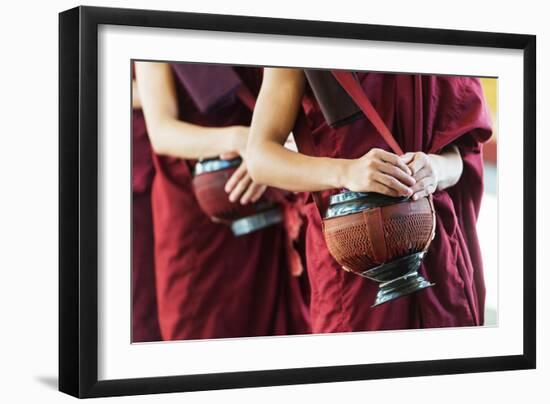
[219,126,249,161]
[342,148,416,197]
[401,152,440,200]
[226,125,249,159]
[224,160,267,205]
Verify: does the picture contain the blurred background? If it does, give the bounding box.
[478,78,497,325]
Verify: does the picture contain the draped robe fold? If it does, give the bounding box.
[132,108,162,342]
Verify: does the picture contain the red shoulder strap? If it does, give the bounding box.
[331,70,404,155]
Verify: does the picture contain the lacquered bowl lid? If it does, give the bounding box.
[194,157,241,176]
[325,191,409,219]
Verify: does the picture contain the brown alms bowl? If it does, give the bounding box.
[322,191,436,306]
[192,157,283,235]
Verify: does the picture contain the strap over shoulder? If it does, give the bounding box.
[331,70,404,155]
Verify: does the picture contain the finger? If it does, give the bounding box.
[376,161,416,187]
[220,151,239,160]
[241,183,267,204]
[411,189,429,200]
[249,184,267,203]
[414,164,437,184]
[224,162,247,193]
[411,183,436,200]
[407,156,427,176]
[375,149,412,176]
[371,181,402,197]
[400,152,415,165]
[410,177,436,195]
[410,177,431,193]
[239,182,262,204]
[411,166,432,182]
[239,182,257,205]
[374,173,413,197]
[229,174,252,202]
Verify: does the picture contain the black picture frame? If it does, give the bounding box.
[59,5,536,398]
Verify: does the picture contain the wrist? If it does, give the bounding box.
[331,158,351,190]
[228,126,246,155]
[431,153,458,191]
[427,154,442,190]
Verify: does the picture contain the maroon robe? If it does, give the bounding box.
[151,65,310,340]
[132,108,162,342]
[298,72,492,333]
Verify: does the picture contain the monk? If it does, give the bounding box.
[131,75,162,342]
[135,62,310,340]
[247,69,492,333]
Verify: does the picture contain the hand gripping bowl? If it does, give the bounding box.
[323,191,436,306]
[192,157,283,236]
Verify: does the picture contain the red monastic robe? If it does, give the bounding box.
[150,65,310,340]
[132,108,162,342]
[299,72,492,333]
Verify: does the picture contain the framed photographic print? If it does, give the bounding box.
[59,5,536,398]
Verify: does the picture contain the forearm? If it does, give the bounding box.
[247,68,347,192]
[431,145,463,190]
[134,62,240,160]
[147,119,239,160]
[249,139,347,192]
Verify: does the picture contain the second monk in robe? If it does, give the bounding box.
[135,62,310,340]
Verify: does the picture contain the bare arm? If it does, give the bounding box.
[135,62,265,204]
[247,68,415,196]
[247,68,343,191]
[134,62,247,159]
